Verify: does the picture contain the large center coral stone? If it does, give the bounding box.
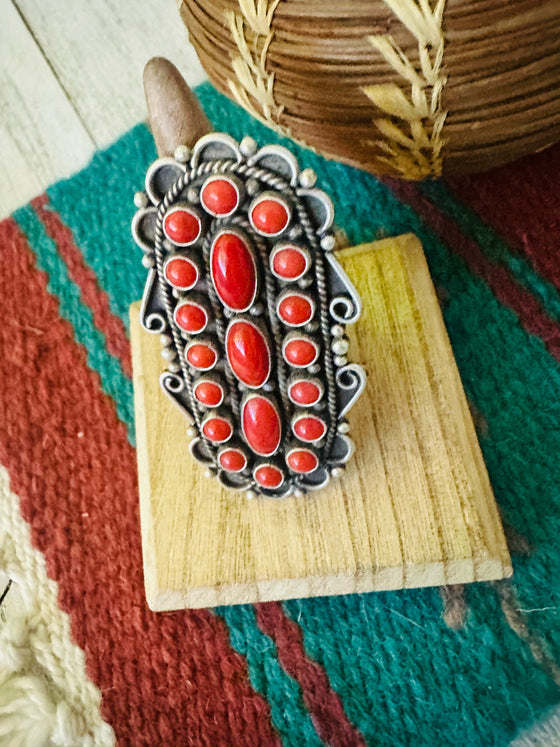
[242,396,281,456]
[211,232,257,311]
[226,320,270,388]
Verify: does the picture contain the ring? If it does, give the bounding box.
[132,133,366,498]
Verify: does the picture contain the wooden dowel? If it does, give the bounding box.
[143,57,211,158]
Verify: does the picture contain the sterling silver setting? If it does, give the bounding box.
[133,133,366,498]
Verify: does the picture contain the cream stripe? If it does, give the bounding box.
[363,0,448,179]
[0,464,114,746]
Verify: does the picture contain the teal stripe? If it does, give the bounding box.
[420,179,560,325]
[13,204,135,443]
[46,123,157,331]
[216,605,324,747]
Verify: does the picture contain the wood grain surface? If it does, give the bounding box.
[131,233,512,611]
[0,0,207,218]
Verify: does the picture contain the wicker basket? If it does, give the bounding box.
[179,0,560,179]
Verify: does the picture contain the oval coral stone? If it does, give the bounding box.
[164,257,198,289]
[211,232,257,311]
[226,321,270,388]
[201,177,239,216]
[218,448,247,472]
[250,197,290,235]
[185,342,217,370]
[242,396,281,456]
[202,417,232,443]
[278,294,314,326]
[288,379,323,406]
[292,415,326,443]
[286,449,318,474]
[174,302,208,334]
[163,208,201,245]
[254,464,284,489]
[283,337,319,367]
[271,245,308,280]
[193,380,223,407]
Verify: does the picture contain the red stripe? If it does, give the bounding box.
[31,194,133,378]
[385,178,560,362]
[446,142,560,292]
[255,602,367,747]
[0,217,280,747]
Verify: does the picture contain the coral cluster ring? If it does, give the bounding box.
[132,132,366,498]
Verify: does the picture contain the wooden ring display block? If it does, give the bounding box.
[130,233,512,611]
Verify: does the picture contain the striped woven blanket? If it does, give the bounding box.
[1,84,560,747]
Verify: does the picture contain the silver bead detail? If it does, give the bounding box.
[288,225,303,240]
[299,168,317,188]
[333,355,348,367]
[168,362,181,373]
[331,338,349,356]
[246,178,259,196]
[187,426,197,438]
[187,187,199,204]
[141,255,154,269]
[174,145,191,163]
[305,321,318,333]
[246,489,257,500]
[321,234,336,251]
[161,347,177,361]
[134,191,148,208]
[308,364,321,374]
[204,469,212,478]
[298,276,313,289]
[240,136,258,156]
[330,324,344,337]
[331,467,345,479]
[263,381,275,392]
[337,421,350,434]
[250,303,264,316]
[294,488,306,498]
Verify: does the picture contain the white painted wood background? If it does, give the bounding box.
[0,0,207,218]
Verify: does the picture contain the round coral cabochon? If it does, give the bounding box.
[201,177,240,216]
[271,245,309,281]
[250,197,290,235]
[164,256,199,289]
[253,464,284,488]
[163,208,201,245]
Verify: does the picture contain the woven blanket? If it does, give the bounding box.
[1,83,560,747]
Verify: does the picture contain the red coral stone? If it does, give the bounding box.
[283,337,319,367]
[185,342,217,370]
[271,245,308,280]
[202,416,232,443]
[201,177,239,216]
[174,302,208,334]
[193,380,223,407]
[254,464,284,489]
[292,415,326,442]
[278,294,314,326]
[250,197,290,235]
[218,448,247,472]
[286,449,318,474]
[164,257,198,289]
[163,208,201,245]
[211,232,257,311]
[288,379,323,406]
[226,321,270,388]
[242,396,281,456]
